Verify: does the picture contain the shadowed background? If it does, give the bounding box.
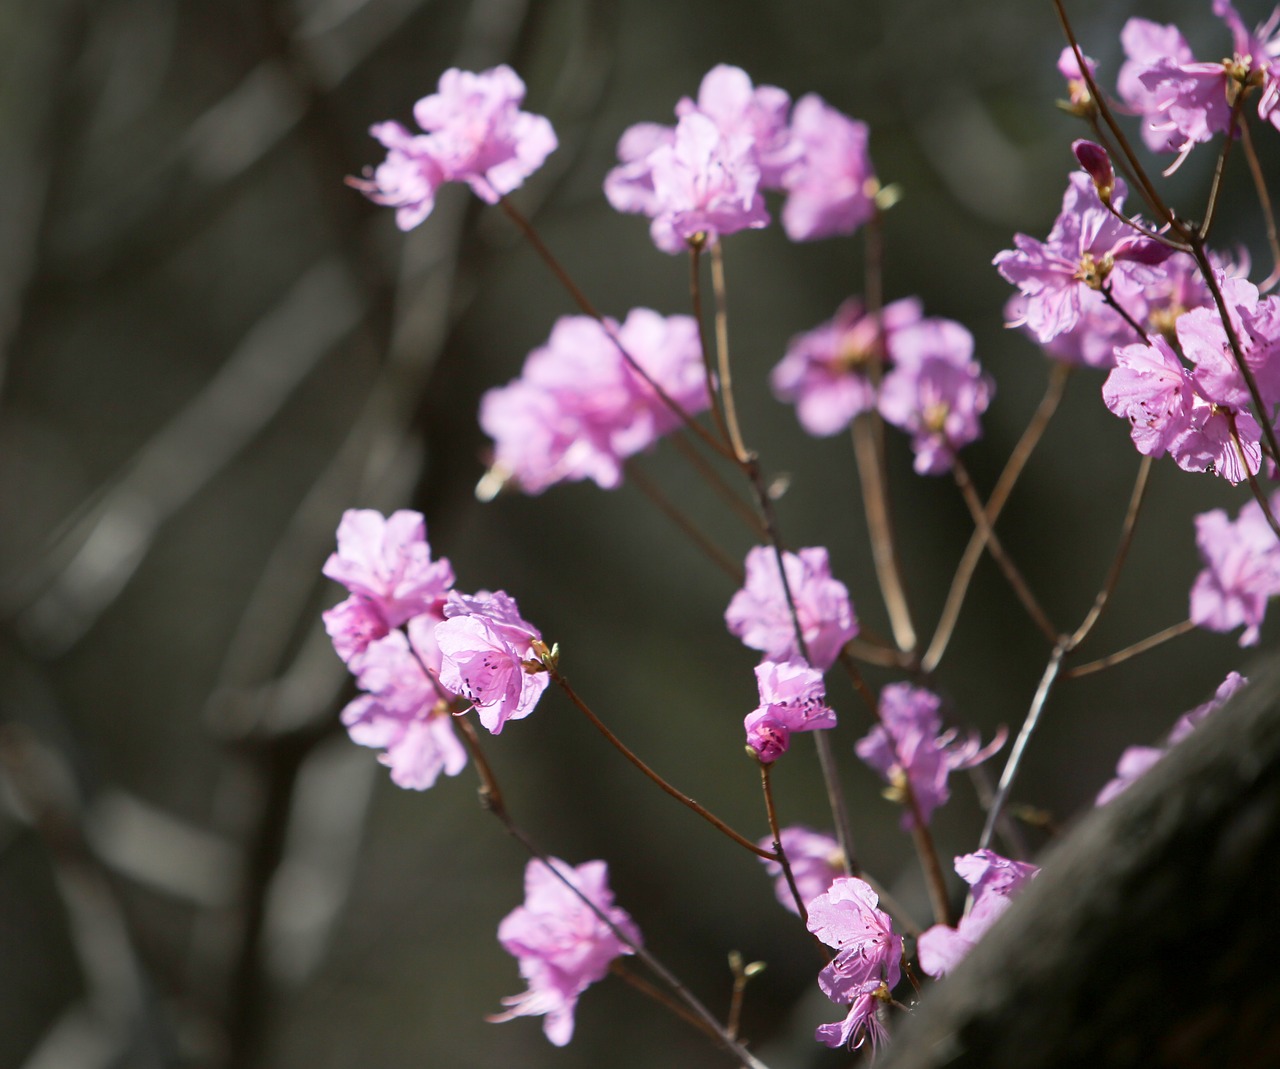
[1,1,1275,1066]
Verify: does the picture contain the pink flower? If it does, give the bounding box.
[351,65,556,227]
[1117,18,1199,153]
[876,318,993,475]
[644,111,770,253]
[725,546,858,670]
[1190,496,1280,645]
[675,65,799,188]
[322,509,455,661]
[492,858,640,1047]
[743,659,836,763]
[806,876,901,1052]
[480,309,708,494]
[437,590,549,733]
[995,174,1168,348]
[856,683,1003,828]
[917,851,1039,977]
[780,94,877,242]
[757,826,843,915]
[1098,672,1248,804]
[770,297,923,436]
[341,623,466,790]
[1058,44,1099,111]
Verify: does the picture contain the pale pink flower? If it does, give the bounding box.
[437,590,548,733]
[780,94,876,242]
[807,877,901,1052]
[493,858,640,1047]
[757,826,843,915]
[1098,672,1249,804]
[1190,496,1280,645]
[479,309,707,494]
[351,65,556,227]
[725,546,858,670]
[770,297,923,436]
[322,509,455,661]
[856,683,1003,828]
[743,659,836,763]
[917,851,1039,977]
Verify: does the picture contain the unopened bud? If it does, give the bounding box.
[1072,139,1114,205]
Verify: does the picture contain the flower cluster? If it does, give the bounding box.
[856,683,1004,828]
[916,851,1039,977]
[323,509,548,788]
[479,309,710,494]
[806,877,902,1052]
[350,65,556,229]
[1098,671,1248,804]
[771,297,994,473]
[1190,491,1280,644]
[605,64,877,252]
[492,858,641,1046]
[1118,4,1280,166]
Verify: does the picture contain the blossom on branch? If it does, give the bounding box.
[743,658,836,763]
[725,546,858,670]
[493,858,640,1047]
[856,683,1003,828]
[917,851,1039,977]
[757,826,843,915]
[807,876,901,1052]
[350,65,556,228]
[1190,496,1280,645]
[779,94,878,242]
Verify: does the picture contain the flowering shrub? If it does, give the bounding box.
[327,4,1280,1058]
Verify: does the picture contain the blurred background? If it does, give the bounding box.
[1,0,1276,1066]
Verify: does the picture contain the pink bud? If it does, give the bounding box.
[1072,139,1114,203]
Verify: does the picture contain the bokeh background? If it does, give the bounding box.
[1,1,1276,1066]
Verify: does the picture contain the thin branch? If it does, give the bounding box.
[710,242,749,463]
[1063,619,1197,680]
[758,760,810,925]
[923,363,1070,673]
[626,463,743,582]
[1240,118,1280,291]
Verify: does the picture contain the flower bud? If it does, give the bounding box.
[1072,139,1114,205]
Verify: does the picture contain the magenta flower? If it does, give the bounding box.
[996,172,1168,347]
[479,309,708,494]
[322,509,455,661]
[770,297,923,436]
[437,590,548,733]
[780,94,877,242]
[856,683,1004,828]
[341,623,466,790]
[807,876,901,1052]
[725,546,858,670]
[757,826,843,915]
[1098,672,1248,804]
[351,65,556,228]
[876,318,993,475]
[1117,18,1200,154]
[1190,496,1280,646]
[917,851,1039,977]
[492,857,640,1047]
[743,659,837,763]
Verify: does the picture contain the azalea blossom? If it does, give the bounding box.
[1190,495,1280,645]
[757,826,843,915]
[1098,672,1248,804]
[493,858,640,1047]
[917,851,1039,976]
[479,309,708,494]
[322,509,455,662]
[770,297,923,436]
[856,683,1003,828]
[807,876,901,1052]
[341,623,467,790]
[351,65,556,228]
[780,94,877,242]
[742,659,836,763]
[725,546,858,670]
[437,590,549,733]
